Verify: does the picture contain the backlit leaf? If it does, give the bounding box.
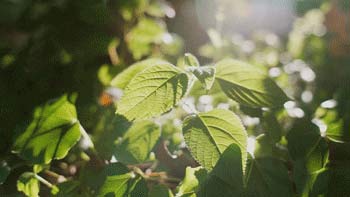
[215,59,288,108]
[117,63,189,120]
[183,109,247,171]
[12,95,82,164]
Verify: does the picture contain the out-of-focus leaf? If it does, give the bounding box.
[17,172,40,197]
[127,18,165,60]
[184,53,200,67]
[215,59,289,108]
[0,161,10,184]
[198,144,244,197]
[98,64,122,86]
[149,184,174,197]
[110,59,168,89]
[183,109,247,171]
[315,107,349,142]
[245,156,293,197]
[176,167,207,197]
[12,95,82,164]
[115,120,160,164]
[117,63,188,120]
[262,111,282,143]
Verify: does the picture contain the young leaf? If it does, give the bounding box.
[115,120,160,164]
[176,167,207,197]
[184,53,200,67]
[188,66,216,91]
[215,59,288,108]
[245,157,293,197]
[183,109,247,171]
[12,95,82,164]
[198,144,244,197]
[117,63,189,120]
[17,172,40,197]
[110,59,169,89]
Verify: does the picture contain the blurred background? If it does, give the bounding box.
[1,0,350,194]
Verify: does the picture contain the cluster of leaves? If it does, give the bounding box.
[1,0,350,196]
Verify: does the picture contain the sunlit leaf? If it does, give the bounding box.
[184,53,200,67]
[126,18,165,60]
[12,95,82,164]
[183,109,247,171]
[17,172,40,197]
[110,59,169,89]
[215,59,288,108]
[176,167,207,197]
[315,107,349,142]
[117,63,189,120]
[115,120,160,164]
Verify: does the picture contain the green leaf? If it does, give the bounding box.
[98,163,148,197]
[17,172,40,197]
[110,59,169,89]
[117,63,189,120]
[198,144,244,197]
[287,119,329,196]
[176,167,207,197]
[115,120,160,164]
[287,119,328,163]
[149,184,174,197]
[245,156,293,197]
[0,161,10,184]
[53,180,81,197]
[12,95,82,164]
[127,18,165,60]
[184,53,200,67]
[183,109,247,171]
[188,66,216,91]
[262,111,282,143]
[215,59,288,108]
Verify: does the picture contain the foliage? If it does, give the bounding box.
[1,0,350,196]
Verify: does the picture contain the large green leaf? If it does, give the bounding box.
[117,63,189,120]
[17,172,40,197]
[12,95,82,164]
[286,119,329,196]
[198,144,244,197]
[245,157,293,197]
[110,59,169,89]
[115,120,160,164]
[215,59,288,108]
[183,109,247,171]
[176,167,207,197]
